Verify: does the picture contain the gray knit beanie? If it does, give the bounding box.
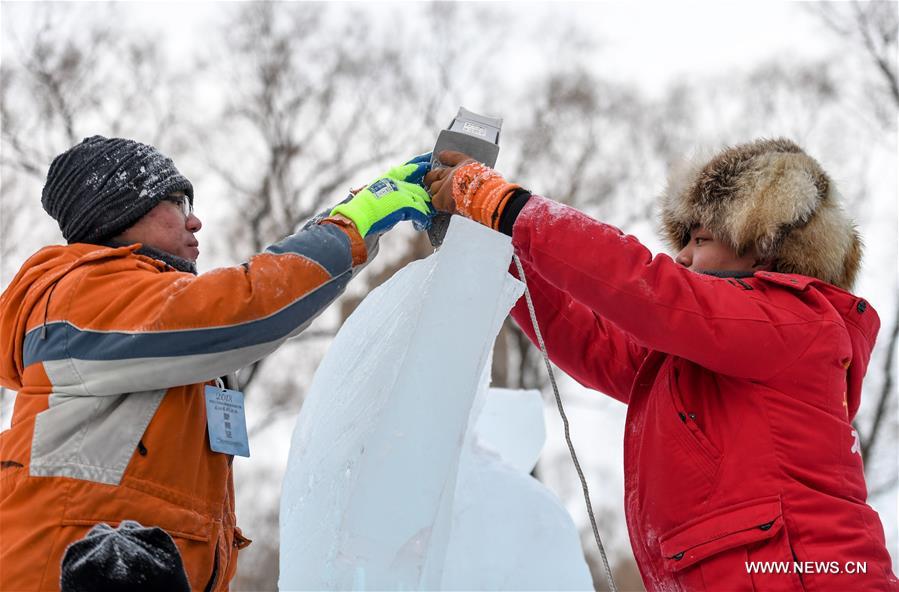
[41,136,194,244]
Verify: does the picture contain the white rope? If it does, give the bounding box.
[513,253,618,592]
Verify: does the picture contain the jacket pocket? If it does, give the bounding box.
[59,517,216,591]
[667,363,721,478]
[659,496,804,591]
[60,483,216,590]
[61,483,212,542]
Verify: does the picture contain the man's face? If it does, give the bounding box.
[113,192,202,261]
[674,226,768,274]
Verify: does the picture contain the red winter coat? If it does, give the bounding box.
[509,196,897,591]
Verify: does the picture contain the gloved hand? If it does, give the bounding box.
[330,153,434,237]
[424,150,522,231]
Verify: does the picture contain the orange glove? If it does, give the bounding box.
[450,161,521,230]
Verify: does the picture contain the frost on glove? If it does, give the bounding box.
[450,161,525,232]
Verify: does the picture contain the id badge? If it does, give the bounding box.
[204,385,250,457]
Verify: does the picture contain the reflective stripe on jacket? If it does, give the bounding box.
[0,220,368,590]
[509,196,897,591]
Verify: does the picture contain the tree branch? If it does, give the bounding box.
[856,2,899,107]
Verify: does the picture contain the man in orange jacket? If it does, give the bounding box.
[0,136,434,590]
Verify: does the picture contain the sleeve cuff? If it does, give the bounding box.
[498,189,532,237]
[321,216,368,266]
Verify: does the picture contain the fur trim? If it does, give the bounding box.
[659,138,861,290]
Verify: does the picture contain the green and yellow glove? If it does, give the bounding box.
[331,153,435,237]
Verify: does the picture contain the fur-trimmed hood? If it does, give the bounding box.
[659,138,862,290]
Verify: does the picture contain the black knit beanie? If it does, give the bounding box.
[60,520,191,592]
[42,136,194,244]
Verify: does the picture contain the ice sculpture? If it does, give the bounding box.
[443,387,593,590]
[279,217,592,590]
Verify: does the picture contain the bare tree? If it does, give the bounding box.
[808,0,898,128]
[806,0,899,483]
[200,1,533,395]
[1,4,191,180]
[197,3,434,392]
[0,4,195,415]
[201,4,422,257]
[490,66,673,397]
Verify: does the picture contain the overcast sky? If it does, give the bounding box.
[4,1,836,97]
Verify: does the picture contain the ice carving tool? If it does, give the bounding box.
[428,107,502,247]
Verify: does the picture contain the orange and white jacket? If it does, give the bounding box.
[0,219,369,590]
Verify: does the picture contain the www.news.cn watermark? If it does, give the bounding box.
[746,561,867,575]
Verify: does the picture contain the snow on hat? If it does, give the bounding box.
[659,137,862,290]
[41,135,194,244]
[60,520,190,592]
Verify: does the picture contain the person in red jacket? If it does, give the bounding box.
[0,136,434,591]
[426,139,897,591]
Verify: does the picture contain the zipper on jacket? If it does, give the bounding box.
[204,541,220,592]
[137,440,148,456]
[39,280,63,339]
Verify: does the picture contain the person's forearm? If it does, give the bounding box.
[511,196,823,381]
[29,223,362,396]
[509,255,644,404]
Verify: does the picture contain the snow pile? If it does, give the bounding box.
[279,217,592,590]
